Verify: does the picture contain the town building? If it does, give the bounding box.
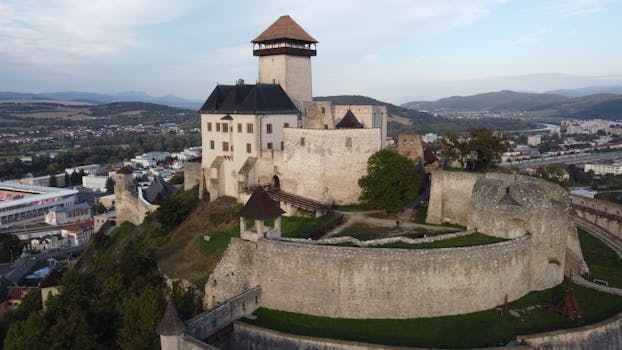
[584,163,622,175]
[0,182,78,227]
[81,174,109,191]
[527,134,542,146]
[44,202,91,225]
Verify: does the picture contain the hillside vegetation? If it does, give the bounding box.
[402,90,622,119]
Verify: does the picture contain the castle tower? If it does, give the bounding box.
[252,15,317,102]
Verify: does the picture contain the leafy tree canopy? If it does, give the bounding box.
[358,149,422,210]
[442,128,508,171]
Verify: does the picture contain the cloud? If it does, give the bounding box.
[0,0,200,68]
[510,27,553,46]
[541,0,620,17]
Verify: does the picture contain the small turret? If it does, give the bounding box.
[157,301,187,350]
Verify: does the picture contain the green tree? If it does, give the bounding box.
[358,149,422,210]
[441,128,507,171]
[48,174,58,187]
[169,171,184,185]
[441,132,471,169]
[105,177,115,194]
[535,165,570,188]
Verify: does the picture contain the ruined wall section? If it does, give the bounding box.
[468,178,570,289]
[204,238,258,310]
[426,170,483,225]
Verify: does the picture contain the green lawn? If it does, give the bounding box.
[281,214,337,239]
[577,226,622,288]
[244,281,622,348]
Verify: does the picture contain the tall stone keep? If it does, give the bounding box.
[252,15,317,102]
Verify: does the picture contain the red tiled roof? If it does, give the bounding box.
[8,287,39,301]
[62,219,94,232]
[252,15,318,43]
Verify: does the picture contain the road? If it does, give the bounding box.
[3,244,86,284]
[500,151,622,168]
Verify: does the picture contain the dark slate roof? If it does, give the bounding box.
[335,110,364,129]
[156,301,187,336]
[238,187,285,220]
[221,113,233,120]
[143,177,176,205]
[199,84,299,115]
[39,268,62,288]
[252,15,318,43]
[423,148,439,164]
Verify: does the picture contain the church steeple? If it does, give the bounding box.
[252,15,317,102]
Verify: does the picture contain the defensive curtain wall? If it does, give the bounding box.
[256,127,381,205]
[207,235,536,319]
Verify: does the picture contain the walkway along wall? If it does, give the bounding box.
[570,194,622,241]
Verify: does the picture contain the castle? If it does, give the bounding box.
[200,15,387,205]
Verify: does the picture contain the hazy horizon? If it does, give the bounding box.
[1,0,621,104]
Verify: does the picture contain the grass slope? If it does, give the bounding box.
[245,281,622,348]
[577,226,622,288]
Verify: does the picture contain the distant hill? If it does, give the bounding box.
[0,90,202,109]
[402,90,569,112]
[402,90,622,120]
[547,85,622,97]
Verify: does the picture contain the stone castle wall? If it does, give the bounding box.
[206,236,541,319]
[256,128,382,204]
[570,194,622,241]
[426,170,483,225]
[184,162,203,191]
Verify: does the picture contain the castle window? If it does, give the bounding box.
[237,123,242,133]
[207,122,212,132]
[222,142,229,151]
[266,124,273,134]
[247,123,253,133]
[247,143,251,153]
[321,107,325,113]
[222,123,229,133]
[345,137,352,148]
[284,123,289,128]
[210,140,214,150]
[281,141,284,150]
[300,137,305,146]
[216,123,221,132]
[267,142,273,149]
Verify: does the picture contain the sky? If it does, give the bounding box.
[1,0,621,104]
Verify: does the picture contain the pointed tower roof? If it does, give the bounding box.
[252,15,318,43]
[238,187,285,220]
[156,301,187,336]
[336,110,364,129]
